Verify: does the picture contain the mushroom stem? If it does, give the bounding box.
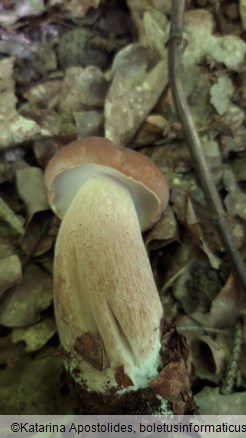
[55,173,163,393]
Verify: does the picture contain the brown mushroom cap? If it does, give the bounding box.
[45,137,169,230]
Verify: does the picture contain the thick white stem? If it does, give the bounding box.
[55,173,163,392]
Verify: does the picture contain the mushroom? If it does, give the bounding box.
[45,137,169,412]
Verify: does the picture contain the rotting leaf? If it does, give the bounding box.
[0,57,15,93]
[190,335,230,383]
[63,0,101,18]
[146,206,179,250]
[143,9,168,59]
[22,211,54,257]
[16,167,49,218]
[105,57,168,145]
[0,236,17,260]
[151,358,190,401]
[33,134,77,168]
[182,65,212,131]
[191,273,244,329]
[0,263,53,327]
[207,35,246,72]
[20,108,60,137]
[173,258,223,315]
[160,234,200,294]
[126,0,171,45]
[240,0,246,30]
[195,386,246,415]
[112,44,150,80]
[0,348,72,414]
[186,198,221,269]
[0,197,24,242]
[12,317,57,353]
[231,154,246,183]
[200,137,223,184]
[149,142,192,175]
[22,80,63,111]
[18,174,53,258]
[75,110,104,139]
[0,255,22,299]
[58,29,109,71]
[210,76,234,116]
[183,9,246,71]
[183,9,215,66]
[0,58,40,149]
[0,335,26,369]
[132,114,168,147]
[58,66,108,134]
[223,167,246,221]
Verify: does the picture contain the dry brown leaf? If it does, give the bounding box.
[74,331,109,371]
[151,358,190,401]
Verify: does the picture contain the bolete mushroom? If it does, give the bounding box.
[45,137,169,413]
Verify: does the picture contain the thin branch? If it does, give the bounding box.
[220,320,243,394]
[168,0,246,292]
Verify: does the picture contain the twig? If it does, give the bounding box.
[178,326,231,336]
[220,320,243,394]
[168,0,246,292]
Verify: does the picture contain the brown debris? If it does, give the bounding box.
[74,331,109,371]
[115,366,133,388]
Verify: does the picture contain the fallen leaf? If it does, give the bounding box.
[0,197,24,242]
[0,255,22,299]
[151,359,190,401]
[195,386,246,415]
[146,206,179,250]
[12,317,57,352]
[74,331,109,371]
[0,349,71,414]
[63,0,101,18]
[191,273,244,329]
[0,263,53,327]
[16,167,49,218]
[210,76,234,115]
[105,58,168,145]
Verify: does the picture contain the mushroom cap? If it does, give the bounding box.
[45,137,169,230]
